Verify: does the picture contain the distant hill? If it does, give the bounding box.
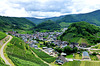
[25,10,100,27]
[0,16,35,32]
[24,10,100,32]
[56,10,100,26]
[24,17,43,25]
[24,16,64,25]
[60,22,100,45]
[34,20,61,32]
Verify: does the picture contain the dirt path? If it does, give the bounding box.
[0,35,13,66]
[30,49,51,66]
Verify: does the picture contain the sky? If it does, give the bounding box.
[0,0,100,18]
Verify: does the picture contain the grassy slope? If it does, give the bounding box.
[78,38,89,44]
[61,33,80,43]
[59,22,72,28]
[31,48,56,63]
[6,37,48,66]
[0,31,7,40]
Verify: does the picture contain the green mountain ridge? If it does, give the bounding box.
[24,10,100,27]
[56,10,100,26]
[0,16,35,32]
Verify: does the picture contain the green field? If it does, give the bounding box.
[66,54,74,58]
[74,54,82,59]
[31,48,56,63]
[0,31,7,40]
[63,61,100,66]
[6,37,48,66]
[66,54,82,59]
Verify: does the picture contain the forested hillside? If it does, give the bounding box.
[60,22,100,45]
[34,20,61,32]
[0,16,35,32]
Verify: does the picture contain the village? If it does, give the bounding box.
[7,30,100,65]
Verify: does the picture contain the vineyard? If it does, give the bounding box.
[6,37,48,66]
[31,48,56,63]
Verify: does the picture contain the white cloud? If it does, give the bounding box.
[0,0,100,18]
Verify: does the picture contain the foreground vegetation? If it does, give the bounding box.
[6,37,48,66]
[31,48,56,63]
[63,61,100,66]
[54,46,78,55]
[0,57,8,66]
[92,44,100,49]
[0,31,7,40]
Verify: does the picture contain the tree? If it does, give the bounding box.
[63,46,72,55]
[73,47,78,53]
[54,47,62,53]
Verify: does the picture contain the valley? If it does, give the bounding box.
[0,9,100,66]
[4,22,100,66]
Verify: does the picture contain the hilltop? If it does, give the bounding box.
[60,22,100,45]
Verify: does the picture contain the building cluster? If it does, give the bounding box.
[8,30,90,65]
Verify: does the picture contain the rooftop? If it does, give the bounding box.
[83,51,89,57]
